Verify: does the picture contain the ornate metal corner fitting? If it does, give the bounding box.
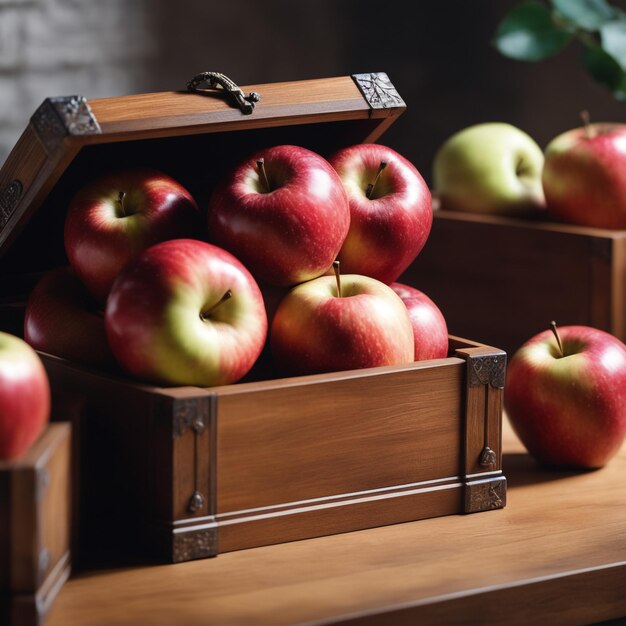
[352,72,405,109]
[187,71,260,114]
[468,353,507,389]
[172,527,218,562]
[31,95,101,155]
[465,478,506,513]
[0,179,23,230]
[168,396,214,438]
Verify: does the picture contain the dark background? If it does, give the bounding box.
[2,1,625,180]
[148,0,626,184]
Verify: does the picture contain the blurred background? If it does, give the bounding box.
[0,0,624,182]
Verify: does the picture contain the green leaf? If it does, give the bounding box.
[581,42,626,96]
[495,1,573,61]
[551,0,616,30]
[601,19,626,70]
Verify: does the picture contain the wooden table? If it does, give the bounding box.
[47,419,626,626]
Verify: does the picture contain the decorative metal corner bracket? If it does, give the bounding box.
[468,353,506,389]
[0,179,23,231]
[352,72,405,109]
[172,526,218,562]
[465,477,506,513]
[187,71,260,114]
[31,95,101,155]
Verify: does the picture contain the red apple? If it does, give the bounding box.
[329,143,432,284]
[0,332,50,460]
[207,145,350,286]
[543,123,626,229]
[64,168,201,303]
[24,267,115,367]
[271,267,414,376]
[504,324,626,468]
[391,282,448,360]
[105,239,267,387]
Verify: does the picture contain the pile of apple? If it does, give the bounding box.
[433,119,626,470]
[432,118,626,229]
[24,143,447,388]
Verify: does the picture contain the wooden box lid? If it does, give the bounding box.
[0,71,405,288]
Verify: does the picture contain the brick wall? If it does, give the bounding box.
[0,0,157,165]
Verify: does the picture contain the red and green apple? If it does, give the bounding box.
[64,168,201,303]
[271,264,414,376]
[329,143,432,285]
[207,145,350,286]
[505,323,626,468]
[105,239,268,387]
[0,332,50,460]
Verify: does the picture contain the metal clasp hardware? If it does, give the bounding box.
[187,71,260,114]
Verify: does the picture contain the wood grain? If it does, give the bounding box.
[45,416,626,626]
[406,210,626,357]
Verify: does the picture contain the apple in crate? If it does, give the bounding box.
[543,122,626,229]
[391,282,448,360]
[105,239,267,387]
[64,168,201,303]
[329,144,432,285]
[271,262,414,376]
[208,145,350,286]
[433,123,545,215]
[504,323,626,468]
[0,332,50,460]
[24,267,115,367]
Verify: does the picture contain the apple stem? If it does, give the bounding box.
[333,260,342,298]
[117,191,127,217]
[580,110,595,140]
[200,289,233,321]
[366,160,388,199]
[550,320,564,358]
[256,158,271,192]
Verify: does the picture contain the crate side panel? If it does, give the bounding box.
[38,426,71,589]
[217,363,464,513]
[405,213,600,356]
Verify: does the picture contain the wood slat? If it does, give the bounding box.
[44,417,626,625]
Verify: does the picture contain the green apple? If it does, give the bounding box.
[433,122,546,216]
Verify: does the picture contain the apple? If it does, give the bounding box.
[543,123,626,229]
[64,168,201,303]
[24,267,115,368]
[328,143,432,285]
[391,282,448,360]
[207,145,350,286]
[504,323,626,468]
[105,239,268,387]
[433,122,546,216]
[270,264,414,376]
[0,332,50,460]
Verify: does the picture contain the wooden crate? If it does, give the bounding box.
[407,210,626,358]
[0,424,71,626]
[0,72,507,563]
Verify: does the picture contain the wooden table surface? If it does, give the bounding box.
[48,418,626,626]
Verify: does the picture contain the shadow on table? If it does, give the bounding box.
[502,451,599,488]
